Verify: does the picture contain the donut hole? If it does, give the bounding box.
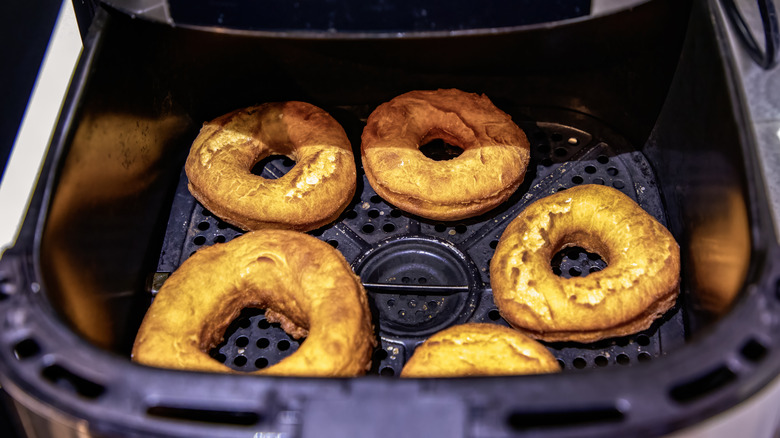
[550,246,607,279]
[250,155,295,179]
[419,138,464,161]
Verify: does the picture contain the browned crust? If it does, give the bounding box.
[361,89,530,221]
[400,323,561,377]
[490,184,681,343]
[131,230,375,377]
[185,102,356,232]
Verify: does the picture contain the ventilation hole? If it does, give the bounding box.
[617,354,630,365]
[346,210,358,219]
[428,301,438,309]
[418,277,427,284]
[488,309,501,321]
[489,240,499,249]
[277,340,291,351]
[572,176,584,185]
[368,210,380,218]
[557,359,566,370]
[256,338,270,349]
[217,221,229,230]
[370,195,383,204]
[233,356,247,367]
[638,352,652,362]
[607,167,619,176]
[387,299,396,307]
[593,178,605,185]
[554,147,568,157]
[550,133,563,142]
[589,266,602,273]
[255,358,269,369]
[419,138,464,161]
[214,353,227,363]
[740,338,768,362]
[636,335,651,346]
[362,224,375,234]
[147,406,260,426]
[373,349,389,361]
[42,364,105,399]
[507,406,624,430]
[235,336,249,348]
[573,358,587,369]
[594,356,608,367]
[214,235,226,243]
[613,180,625,189]
[327,240,339,248]
[597,155,610,164]
[383,224,396,233]
[455,224,468,234]
[434,224,447,233]
[380,367,395,377]
[258,319,270,329]
[585,165,597,174]
[193,236,206,245]
[237,318,251,329]
[13,339,40,360]
[390,209,402,218]
[670,365,737,403]
[569,267,582,277]
[401,277,410,284]
[541,158,553,167]
[197,221,210,231]
[0,277,13,299]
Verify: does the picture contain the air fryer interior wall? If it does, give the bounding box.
[39,0,701,355]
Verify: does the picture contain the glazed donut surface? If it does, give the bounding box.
[490,184,680,343]
[132,230,375,377]
[361,89,530,221]
[400,323,560,377]
[185,102,356,232]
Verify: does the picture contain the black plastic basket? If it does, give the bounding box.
[1,0,779,437]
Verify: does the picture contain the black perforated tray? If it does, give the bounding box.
[152,106,687,375]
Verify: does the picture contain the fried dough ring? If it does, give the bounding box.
[400,324,560,377]
[361,89,530,221]
[132,230,375,377]
[185,102,356,232]
[490,185,680,343]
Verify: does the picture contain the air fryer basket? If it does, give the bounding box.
[1,0,779,437]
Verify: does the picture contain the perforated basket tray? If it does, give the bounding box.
[152,106,687,376]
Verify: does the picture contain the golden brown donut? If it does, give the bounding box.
[490,184,680,343]
[400,323,560,377]
[361,89,530,221]
[185,102,356,232]
[132,230,375,377]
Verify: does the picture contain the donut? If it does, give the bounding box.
[400,324,560,377]
[490,184,680,343]
[185,102,356,232]
[132,230,375,377]
[361,89,530,221]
